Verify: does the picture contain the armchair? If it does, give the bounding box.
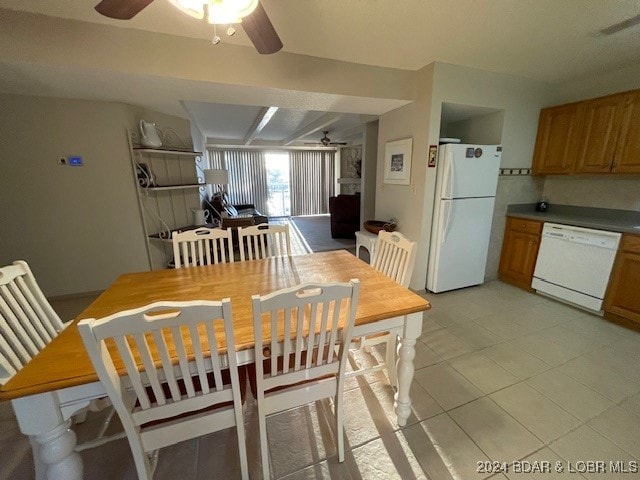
[329,194,360,239]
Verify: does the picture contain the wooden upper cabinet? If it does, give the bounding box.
[531,103,582,175]
[613,91,640,174]
[574,94,625,174]
[532,88,640,175]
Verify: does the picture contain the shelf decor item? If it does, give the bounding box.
[138,120,162,148]
[384,138,413,185]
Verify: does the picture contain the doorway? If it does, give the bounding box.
[265,153,290,217]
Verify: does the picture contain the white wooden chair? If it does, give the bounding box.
[238,224,291,261]
[78,300,248,480]
[251,279,360,479]
[371,231,417,289]
[0,260,119,448]
[172,227,234,268]
[0,260,67,384]
[350,231,417,386]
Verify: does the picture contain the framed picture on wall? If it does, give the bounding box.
[384,138,413,185]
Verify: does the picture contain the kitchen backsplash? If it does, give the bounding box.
[542,175,640,211]
[486,175,544,280]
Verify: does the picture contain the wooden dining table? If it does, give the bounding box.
[1,250,430,480]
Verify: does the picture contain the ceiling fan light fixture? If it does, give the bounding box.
[169,0,258,24]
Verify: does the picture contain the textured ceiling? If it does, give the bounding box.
[1,0,639,143]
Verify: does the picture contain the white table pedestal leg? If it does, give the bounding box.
[35,421,82,480]
[394,312,422,427]
[12,392,83,480]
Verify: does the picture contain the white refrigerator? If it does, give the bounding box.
[426,144,502,293]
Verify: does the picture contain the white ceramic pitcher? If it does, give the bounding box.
[139,120,162,148]
[192,209,210,226]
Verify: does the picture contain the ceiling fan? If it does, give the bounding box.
[305,131,348,147]
[94,0,283,54]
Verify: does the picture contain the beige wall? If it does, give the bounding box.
[0,94,192,297]
[445,111,505,145]
[486,176,544,280]
[551,63,640,105]
[361,121,379,227]
[376,64,434,290]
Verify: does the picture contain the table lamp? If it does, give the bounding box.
[204,169,230,222]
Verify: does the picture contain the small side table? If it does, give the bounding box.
[355,230,378,261]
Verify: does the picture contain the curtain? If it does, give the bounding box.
[289,150,336,216]
[206,149,269,214]
[207,148,335,217]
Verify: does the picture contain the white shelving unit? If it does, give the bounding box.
[128,130,205,270]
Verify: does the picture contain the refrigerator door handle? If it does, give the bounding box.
[442,201,453,244]
[442,152,455,199]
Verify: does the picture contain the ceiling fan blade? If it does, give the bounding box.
[95,0,154,20]
[242,1,283,54]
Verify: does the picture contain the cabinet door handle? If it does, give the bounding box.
[532,240,537,245]
[522,224,527,229]
[563,164,569,168]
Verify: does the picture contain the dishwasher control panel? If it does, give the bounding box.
[542,223,621,250]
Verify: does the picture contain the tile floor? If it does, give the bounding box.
[3,280,640,479]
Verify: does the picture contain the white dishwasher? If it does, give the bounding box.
[532,223,621,312]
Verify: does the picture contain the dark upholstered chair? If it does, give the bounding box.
[329,194,360,239]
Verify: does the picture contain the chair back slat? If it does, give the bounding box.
[170,325,197,398]
[150,329,182,402]
[172,228,233,268]
[305,303,318,369]
[238,224,291,261]
[371,231,417,288]
[113,335,151,409]
[14,277,57,340]
[0,297,34,365]
[315,302,330,366]
[1,283,48,353]
[252,280,360,387]
[133,332,167,406]
[294,305,305,370]
[0,261,68,384]
[204,322,224,392]
[0,336,19,383]
[282,309,292,374]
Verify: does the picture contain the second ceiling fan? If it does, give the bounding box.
[94,0,283,54]
[305,131,348,147]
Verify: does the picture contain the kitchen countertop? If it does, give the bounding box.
[507,204,640,235]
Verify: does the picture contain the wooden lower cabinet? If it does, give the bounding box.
[604,234,640,325]
[498,217,543,291]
